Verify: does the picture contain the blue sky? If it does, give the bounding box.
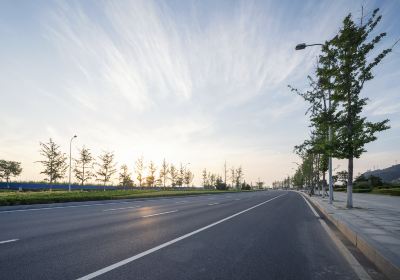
[1,0,399,185]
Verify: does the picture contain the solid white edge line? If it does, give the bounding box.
[0,239,19,244]
[142,210,178,218]
[76,193,286,280]
[298,192,372,280]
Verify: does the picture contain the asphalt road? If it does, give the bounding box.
[0,191,359,280]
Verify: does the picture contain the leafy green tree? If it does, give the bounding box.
[146,161,157,187]
[184,170,194,187]
[74,146,94,186]
[202,168,208,188]
[0,160,22,187]
[329,9,392,207]
[135,156,145,187]
[38,138,67,188]
[119,164,133,188]
[169,164,178,187]
[159,158,169,187]
[96,151,117,189]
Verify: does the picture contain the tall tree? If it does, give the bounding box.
[38,138,67,188]
[159,158,169,187]
[230,167,236,189]
[119,164,133,188]
[135,156,145,187]
[176,163,185,187]
[146,161,157,187]
[0,160,22,188]
[96,151,117,189]
[330,9,392,207]
[235,166,243,190]
[202,168,208,188]
[73,146,94,186]
[184,170,194,187]
[169,164,178,187]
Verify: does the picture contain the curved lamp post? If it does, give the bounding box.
[69,135,77,192]
[295,42,334,204]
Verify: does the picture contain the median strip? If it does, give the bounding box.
[142,210,178,218]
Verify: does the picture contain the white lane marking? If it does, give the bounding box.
[175,201,188,204]
[0,239,19,244]
[76,193,286,280]
[298,193,372,280]
[235,198,241,201]
[142,210,178,218]
[300,195,319,217]
[208,202,219,206]
[103,206,140,212]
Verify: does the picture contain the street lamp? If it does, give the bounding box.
[295,41,334,204]
[69,135,77,192]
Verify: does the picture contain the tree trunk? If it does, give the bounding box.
[347,157,353,208]
[322,171,326,197]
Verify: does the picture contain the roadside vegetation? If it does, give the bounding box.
[0,189,242,206]
[275,8,399,204]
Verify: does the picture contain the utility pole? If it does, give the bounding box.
[295,42,334,204]
[224,161,227,186]
[69,135,77,192]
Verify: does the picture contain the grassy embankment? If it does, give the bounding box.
[0,189,239,206]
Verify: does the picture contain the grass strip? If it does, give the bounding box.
[0,189,241,206]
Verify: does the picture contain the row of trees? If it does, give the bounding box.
[289,8,395,207]
[2,139,265,190]
[36,138,195,189]
[0,160,22,187]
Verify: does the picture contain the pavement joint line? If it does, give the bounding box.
[75,193,287,280]
[298,192,372,280]
[0,239,19,244]
[142,210,178,218]
[103,206,141,212]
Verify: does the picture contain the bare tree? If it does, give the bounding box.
[135,156,145,187]
[74,146,94,186]
[37,138,67,189]
[96,151,117,190]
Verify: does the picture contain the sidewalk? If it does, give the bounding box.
[307,191,400,280]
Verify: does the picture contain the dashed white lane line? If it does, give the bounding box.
[142,210,178,218]
[103,206,141,212]
[235,198,241,201]
[175,201,188,204]
[76,193,286,280]
[208,202,220,206]
[0,239,19,244]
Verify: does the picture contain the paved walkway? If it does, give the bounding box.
[309,192,400,279]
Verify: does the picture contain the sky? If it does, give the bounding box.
[1,0,399,186]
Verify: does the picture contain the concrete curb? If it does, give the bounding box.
[302,192,400,280]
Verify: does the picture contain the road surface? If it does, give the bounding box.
[0,191,359,279]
